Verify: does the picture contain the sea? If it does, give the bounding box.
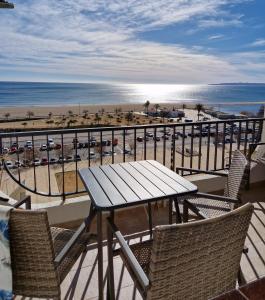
[0,81,265,115]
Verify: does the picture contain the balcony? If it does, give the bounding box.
[1,117,265,299]
[47,189,265,299]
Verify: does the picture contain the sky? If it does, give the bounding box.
[0,0,265,84]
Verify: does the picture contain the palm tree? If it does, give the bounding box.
[182,103,186,110]
[26,111,34,119]
[195,103,203,121]
[143,100,150,115]
[154,104,160,115]
[4,112,10,121]
[160,108,168,123]
[83,109,89,118]
[99,108,105,116]
[94,113,101,125]
[68,110,73,117]
[125,111,133,125]
[21,122,27,128]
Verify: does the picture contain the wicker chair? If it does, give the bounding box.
[9,208,94,299]
[107,203,253,300]
[245,142,265,189]
[175,150,248,221]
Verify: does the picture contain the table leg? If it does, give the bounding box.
[173,198,182,223]
[85,205,96,231]
[148,202,153,238]
[97,211,104,300]
[107,211,115,300]
[169,199,173,224]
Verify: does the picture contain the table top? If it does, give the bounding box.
[79,160,198,211]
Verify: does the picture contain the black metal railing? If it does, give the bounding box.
[0,117,263,199]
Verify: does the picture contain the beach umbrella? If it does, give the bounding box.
[0,0,14,8]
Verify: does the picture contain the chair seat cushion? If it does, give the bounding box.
[178,195,231,218]
[114,239,153,275]
[51,227,90,282]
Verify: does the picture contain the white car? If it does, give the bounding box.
[5,160,14,169]
[2,147,9,154]
[32,158,41,166]
[40,144,48,151]
[48,138,55,149]
[88,152,96,159]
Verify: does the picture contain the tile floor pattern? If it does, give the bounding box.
[15,186,265,300]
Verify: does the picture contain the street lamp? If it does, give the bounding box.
[0,0,14,8]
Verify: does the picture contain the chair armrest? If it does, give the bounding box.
[107,218,149,292]
[13,195,31,209]
[183,199,208,220]
[54,222,86,265]
[54,208,96,265]
[196,192,238,204]
[176,167,228,177]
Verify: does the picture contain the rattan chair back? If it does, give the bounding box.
[224,150,248,206]
[147,203,253,300]
[9,209,61,299]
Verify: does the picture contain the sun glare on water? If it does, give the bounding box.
[129,84,203,102]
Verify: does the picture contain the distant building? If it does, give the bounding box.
[148,109,185,119]
[167,110,185,118]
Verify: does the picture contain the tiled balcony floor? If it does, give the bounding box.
[17,186,265,300]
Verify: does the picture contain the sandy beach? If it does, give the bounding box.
[0,102,204,118]
[0,102,218,130]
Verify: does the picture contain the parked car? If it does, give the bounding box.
[58,156,66,163]
[54,144,61,150]
[102,151,116,156]
[25,141,33,147]
[124,149,132,154]
[66,155,73,162]
[33,158,41,166]
[2,147,9,154]
[137,137,143,142]
[5,160,14,169]
[88,152,96,159]
[40,144,48,151]
[89,140,97,147]
[146,131,154,138]
[225,138,235,144]
[74,154,81,161]
[101,140,111,146]
[9,146,17,154]
[153,136,161,142]
[41,158,48,165]
[49,158,57,164]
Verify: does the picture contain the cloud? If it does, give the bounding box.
[198,18,243,29]
[208,34,225,40]
[249,39,265,47]
[0,0,263,83]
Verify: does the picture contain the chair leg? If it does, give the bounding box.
[148,203,153,238]
[238,267,246,286]
[183,201,189,223]
[173,199,182,223]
